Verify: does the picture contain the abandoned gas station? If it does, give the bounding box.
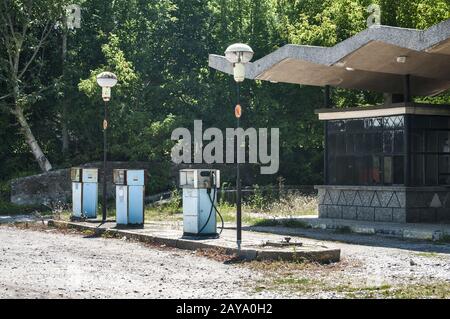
[209,19,450,224]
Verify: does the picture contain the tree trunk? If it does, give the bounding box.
[13,106,53,172]
[61,30,69,154]
[61,116,69,153]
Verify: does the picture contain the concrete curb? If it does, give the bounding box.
[275,217,450,242]
[47,220,340,263]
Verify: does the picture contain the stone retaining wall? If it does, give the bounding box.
[10,162,253,206]
[10,162,155,206]
[315,185,450,223]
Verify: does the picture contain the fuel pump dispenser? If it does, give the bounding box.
[81,168,98,218]
[113,169,146,227]
[179,169,223,237]
[71,167,82,218]
[70,167,98,219]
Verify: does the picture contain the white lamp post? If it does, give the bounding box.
[224,43,253,250]
[96,71,118,222]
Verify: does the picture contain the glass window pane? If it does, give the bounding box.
[347,119,363,132]
[336,134,345,155]
[384,156,393,184]
[383,131,394,153]
[410,116,429,129]
[328,133,336,156]
[426,131,438,152]
[411,155,424,186]
[355,157,368,185]
[354,134,366,154]
[328,157,336,184]
[365,133,373,153]
[383,116,404,129]
[439,155,450,185]
[394,130,404,153]
[439,175,450,185]
[433,117,450,130]
[439,155,450,174]
[393,156,404,184]
[373,118,383,129]
[425,155,438,185]
[372,131,383,153]
[370,156,382,185]
[364,119,372,130]
[411,131,425,153]
[346,134,355,154]
[438,132,450,153]
[345,156,355,185]
[336,156,353,184]
[328,121,344,133]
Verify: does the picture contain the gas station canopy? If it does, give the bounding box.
[209,19,450,96]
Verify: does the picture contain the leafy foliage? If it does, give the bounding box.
[0,0,449,191]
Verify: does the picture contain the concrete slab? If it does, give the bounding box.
[47,220,340,263]
[270,216,450,241]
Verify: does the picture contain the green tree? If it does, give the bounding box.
[0,0,72,172]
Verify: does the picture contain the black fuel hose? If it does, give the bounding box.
[208,191,224,235]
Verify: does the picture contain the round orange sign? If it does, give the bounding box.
[235,104,242,118]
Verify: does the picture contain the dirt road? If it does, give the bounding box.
[1,225,449,298]
[0,227,282,298]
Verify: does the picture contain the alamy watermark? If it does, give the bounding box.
[171,120,279,175]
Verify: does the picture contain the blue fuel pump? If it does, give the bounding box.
[114,169,146,227]
[71,167,98,219]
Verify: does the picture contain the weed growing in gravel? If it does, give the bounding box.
[246,258,450,299]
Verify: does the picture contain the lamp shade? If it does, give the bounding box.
[225,43,254,64]
[96,72,118,88]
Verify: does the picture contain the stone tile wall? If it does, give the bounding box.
[316,186,450,223]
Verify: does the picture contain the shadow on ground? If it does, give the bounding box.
[244,224,450,254]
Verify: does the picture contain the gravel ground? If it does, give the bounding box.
[247,226,450,298]
[0,227,285,299]
[1,225,449,299]
[250,225,450,282]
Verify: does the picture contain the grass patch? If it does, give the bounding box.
[81,229,95,236]
[252,219,280,227]
[272,277,318,292]
[101,230,119,239]
[437,234,450,244]
[250,218,310,229]
[145,207,182,222]
[245,258,450,299]
[252,261,450,298]
[384,282,450,299]
[246,259,316,273]
[280,219,310,229]
[335,282,450,299]
[142,189,318,226]
[334,226,352,234]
